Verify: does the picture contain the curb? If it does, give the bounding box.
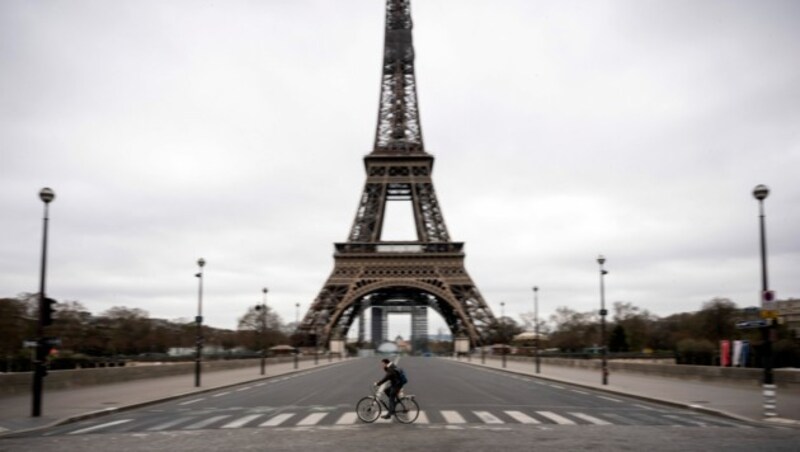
[0,359,346,439]
[444,358,800,428]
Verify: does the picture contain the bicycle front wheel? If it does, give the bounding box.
[356,396,381,423]
[394,396,419,424]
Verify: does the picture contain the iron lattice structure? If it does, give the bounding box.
[297,0,496,348]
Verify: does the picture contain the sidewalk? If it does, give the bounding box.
[0,357,344,436]
[450,356,800,426]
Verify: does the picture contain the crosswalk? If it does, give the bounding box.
[52,408,755,436]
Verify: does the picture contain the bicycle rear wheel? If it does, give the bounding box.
[394,396,419,424]
[356,396,381,423]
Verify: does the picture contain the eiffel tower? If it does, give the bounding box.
[296,0,496,350]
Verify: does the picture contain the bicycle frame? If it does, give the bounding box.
[357,383,419,424]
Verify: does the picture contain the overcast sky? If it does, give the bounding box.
[2,0,798,340]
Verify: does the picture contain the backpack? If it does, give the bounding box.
[396,367,408,385]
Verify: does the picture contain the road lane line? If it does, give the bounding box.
[147,416,196,431]
[335,412,359,424]
[260,413,295,427]
[549,384,565,389]
[179,398,205,406]
[600,412,639,425]
[474,411,504,424]
[235,386,253,392]
[571,390,589,395]
[212,391,232,398]
[662,414,708,427]
[221,414,263,429]
[441,410,466,424]
[68,419,133,435]
[569,412,612,425]
[504,411,541,424]
[634,403,663,412]
[416,411,429,424]
[297,412,328,426]
[254,383,266,387]
[536,411,576,425]
[694,416,752,429]
[597,396,623,403]
[184,415,232,430]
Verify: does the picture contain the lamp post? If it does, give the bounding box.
[32,188,55,417]
[295,303,300,324]
[500,301,507,368]
[533,286,540,374]
[753,184,776,418]
[194,258,205,387]
[255,287,268,375]
[597,255,609,385]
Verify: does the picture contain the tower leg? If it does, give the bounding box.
[371,307,384,348]
[358,311,365,345]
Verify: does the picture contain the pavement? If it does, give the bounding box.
[2,355,798,438]
[0,357,343,437]
[449,355,800,426]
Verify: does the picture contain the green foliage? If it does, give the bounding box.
[608,324,629,352]
[0,294,291,371]
[547,307,598,352]
[675,338,716,365]
[483,316,524,345]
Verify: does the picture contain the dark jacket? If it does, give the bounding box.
[377,364,402,387]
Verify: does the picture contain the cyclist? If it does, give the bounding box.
[374,358,405,419]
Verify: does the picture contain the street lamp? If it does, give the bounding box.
[597,254,609,386]
[32,187,55,417]
[194,258,205,387]
[500,301,507,368]
[255,287,268,375]
[533,286,540,374]
[753,184,776,418]
[295,302,300,324]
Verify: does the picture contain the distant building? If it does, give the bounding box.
[776,298,800,339]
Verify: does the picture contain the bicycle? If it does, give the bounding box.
[356,383,420,424]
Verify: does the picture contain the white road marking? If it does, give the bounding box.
[569,412,612,425]
[235,386,252,392]
[416,410,430,424]
[571,390,589,395]
[178,398,205,406]
[212,391,231,398]
[662,414,708,427]
[634,403,663,412]
[504,410,541,424]
[549,384,565,389]
[441,410,466,424]
[254,383,266,387]
[184,415,232,430]
[68,419,133,435]
[474,411,504,424]
[297,412,328,426]
[221,414,263,429]
[260,413,295,427]
[537,411,576,425]
[335,412,359,424]
[694,416,753,429]
[147,416,196,431]
[597,396,623,403]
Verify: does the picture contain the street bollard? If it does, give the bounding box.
[502,351,507,368]
[294,353,299,369]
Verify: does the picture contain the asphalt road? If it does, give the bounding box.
[2,357,797,451]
